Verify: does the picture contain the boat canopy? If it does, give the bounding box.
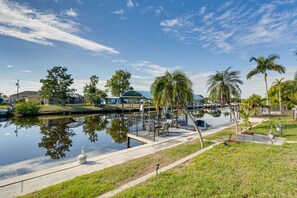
[120,90,152,100]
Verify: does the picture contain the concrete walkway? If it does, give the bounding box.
[0,121,254,198]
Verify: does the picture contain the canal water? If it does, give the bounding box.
[0,114,141,179]
[0,110,233,179]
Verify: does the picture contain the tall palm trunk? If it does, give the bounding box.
[264,73,271,118]
[279,87,282,114]
[184,108,204,149]
[227,102,239,134]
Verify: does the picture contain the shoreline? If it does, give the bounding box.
[1,104,156,118]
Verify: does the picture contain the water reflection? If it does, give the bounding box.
[106,118,128,144]
[191,109,205,118]
[83,115,109,142]
[38,118,75,159]
[0,114,142,179]
[11,116,41,129]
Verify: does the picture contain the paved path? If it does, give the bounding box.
[0,121,252,198]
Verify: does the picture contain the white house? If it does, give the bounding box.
[101,97,122,104]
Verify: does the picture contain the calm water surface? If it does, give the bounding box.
[0,114,141,179]
[0,110,233,179]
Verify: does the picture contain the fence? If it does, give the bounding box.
[257,105,288,115]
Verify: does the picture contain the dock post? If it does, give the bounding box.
[126,137,131,148]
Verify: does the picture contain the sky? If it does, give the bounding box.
[0,0,297,98]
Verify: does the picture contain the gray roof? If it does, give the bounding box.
[69,93,84,98]
[10,91,41,98]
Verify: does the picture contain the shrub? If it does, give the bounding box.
[15,102,41,116]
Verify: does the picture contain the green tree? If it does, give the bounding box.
[105,70,133,97]
[40,66,75,105]
[83,115,109,142]
[241,94,266,116]
[269,79,297,109]
[151,71,204,148]
[272,78,284,113]
[247,55,286,118]
[83,75,107,106]
[15,102,41,116]
[207,67,243,134]
[238,110,252,127]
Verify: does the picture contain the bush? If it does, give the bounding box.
[15,102,41,116]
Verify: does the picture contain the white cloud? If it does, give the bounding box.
[132,75,153,79]
[21,70,31,73]
[0,0,119,54]
[6,65,12,68]
[190,72,214,96]
[64,8,78,17]
[130,60,181,77]
[160,19,181,27]
[127,0,134,8]
[77,0,82,5]
[112,59,127,63]
[140,6,154,14]
[159,0,297,53]
[199,6,206,16]
[111,9,124,15]
[155,7,164,16]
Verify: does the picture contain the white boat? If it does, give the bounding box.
[0,109,9,116]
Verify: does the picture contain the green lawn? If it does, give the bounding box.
[0,104,8,109]
[115,143,297,197]
[38,104,123,114]
[250,117,297,141]
[21,140,213,198]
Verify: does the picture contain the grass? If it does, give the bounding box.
[0,104,8,109]
[21,140,213,198]
[250,117,297,141]
[115,143,297,197]
[38,104,133,114]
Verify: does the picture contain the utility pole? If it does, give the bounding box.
[16,79,20,100]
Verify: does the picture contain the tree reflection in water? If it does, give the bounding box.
[38,118,75,159]
[83,115,109,142]
[11,116,41,129]
[192,109,205,119]
[106,118,128,144]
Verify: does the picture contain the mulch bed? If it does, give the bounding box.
[241,131,255,135]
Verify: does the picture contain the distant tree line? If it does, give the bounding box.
[39,66,133,106]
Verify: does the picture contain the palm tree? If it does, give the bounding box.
[151,71,204,148]
[151,71,174,114]
[238,110,252,127]
[272,78,284,114]
[207,67,243,134]
[247,54,286,118]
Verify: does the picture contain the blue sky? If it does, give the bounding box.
[0,0,297,98]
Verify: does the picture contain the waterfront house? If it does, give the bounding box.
[101,97,122,104]
[44,93,85,105]
[10,91,43,104]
